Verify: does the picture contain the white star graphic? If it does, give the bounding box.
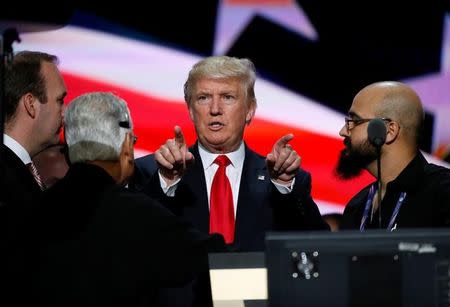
[214,0,318,55]
[403,13,450,155]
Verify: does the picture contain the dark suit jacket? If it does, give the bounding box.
[0,144,41,208]
[16,163,224,307]
[133,143,328,251]
[0,144,43,303]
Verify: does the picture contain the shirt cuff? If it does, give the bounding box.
[159,171,181,197]
[271,177,296,194]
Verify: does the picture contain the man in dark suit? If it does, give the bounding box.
[0,51,67,302]
[20,92,225,307]
[1,50,67,207]
[135,136,327,250]
[132,56,328,306]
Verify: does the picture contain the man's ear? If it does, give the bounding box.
[118,133,135,184]
[23,93,37,118]
[188,105,195,122]
[385,121,400,144]
[120,133,134,162]
[245,100,256,125]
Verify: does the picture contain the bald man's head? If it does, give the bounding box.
[357,81,424,145]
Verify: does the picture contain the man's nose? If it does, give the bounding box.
[209,97,222,114]
[339,125,349,138]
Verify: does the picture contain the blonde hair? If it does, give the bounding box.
[183,55,257,107]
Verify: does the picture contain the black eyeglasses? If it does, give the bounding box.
[344,117,391,131]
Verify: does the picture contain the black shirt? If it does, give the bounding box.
[341,152,450,230]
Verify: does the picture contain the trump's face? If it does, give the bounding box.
[188,77,255,153]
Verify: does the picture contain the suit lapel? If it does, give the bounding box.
[234,145,269,248]
[1,144,42,199]
[179,143,210,233]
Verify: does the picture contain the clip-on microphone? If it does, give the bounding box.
[367,118,387,227]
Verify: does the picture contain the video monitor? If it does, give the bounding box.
[266,229,450,307]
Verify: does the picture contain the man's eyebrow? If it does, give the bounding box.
[195,90,211,95]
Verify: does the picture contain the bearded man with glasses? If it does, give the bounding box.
[336,81,450,230]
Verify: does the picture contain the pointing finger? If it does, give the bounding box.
[174,125,186,147]
[274,133,294,150]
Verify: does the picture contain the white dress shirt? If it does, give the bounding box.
[159,142,294,215]
[3,134,31,165]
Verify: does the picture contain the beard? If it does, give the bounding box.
[335,137,378,180]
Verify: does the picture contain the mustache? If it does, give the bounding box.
[343,137,351,148]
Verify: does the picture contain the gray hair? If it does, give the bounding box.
[64,92,133,163]
[183,55,257,107]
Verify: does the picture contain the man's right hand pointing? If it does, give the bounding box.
[154,125,194,185]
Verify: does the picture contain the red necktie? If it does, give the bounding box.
[28,162,46,191]
[209,155,235,244]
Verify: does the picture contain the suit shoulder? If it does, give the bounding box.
[135,154,157,170]
[425,163,450,179]
[131,154,159,190]
[424,163,450,198]
[116,187,156,205]
[245,147,265,160]
[297,168,311,179]
[112,188,176,218]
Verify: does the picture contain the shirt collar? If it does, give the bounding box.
[198,141,245,170]
[3,134,32,165]
[386,151,427,192]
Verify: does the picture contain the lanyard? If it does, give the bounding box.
[359,184,407,231]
